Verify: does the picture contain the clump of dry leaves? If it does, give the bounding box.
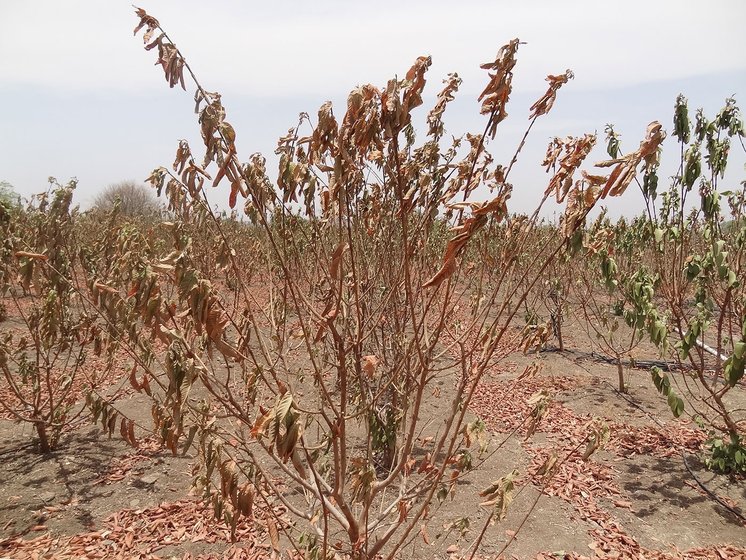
[0,499,292,560]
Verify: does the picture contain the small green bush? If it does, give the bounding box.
[706,433,746,475]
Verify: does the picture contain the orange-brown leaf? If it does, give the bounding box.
[127,420,137,448]
[229,181,238,208]
[420,524,432,545]
[362,355,379,379]
[14,251,47,261]
[329,243,348,281]
[129,365,142,392]
[398,499,409,522]
[267,519,280,552]
[529,70,573,119]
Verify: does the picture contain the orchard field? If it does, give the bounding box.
[0,8,744,560]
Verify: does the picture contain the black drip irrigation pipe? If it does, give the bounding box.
[540,345,690,372]
[559,350,746,524]
[587,351,689,372]
[605,378,745,524]
[679,450,745,524]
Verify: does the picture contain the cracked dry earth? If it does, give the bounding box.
[1,312,745,559]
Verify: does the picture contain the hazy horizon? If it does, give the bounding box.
[1,0,745,219]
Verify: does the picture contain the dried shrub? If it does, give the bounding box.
[71,8,627,557]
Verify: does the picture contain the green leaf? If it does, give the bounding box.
[734,341,746,360]
[727,269,738,288]
[684,259,701,281]
[724,356,744,387]
[651,367,670,395]
[667,392,684,418]
[673,94,690,143]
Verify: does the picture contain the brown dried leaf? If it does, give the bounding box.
[423,226,471,289]
[420,524,432,545]
[229,181,239,208]
[544,134,597,203]
[251,409,271,439]
[142,374,152,396]
[428,73,462,137]
[14,251,48,261]
[267,518,280,552]
[329,242,348,281]
[402,55,432,114]
[529,70,573,119]
[398,499,409,522]
[596,121,665,199]
[127,420,137,448]
[237,483,254,518]
[119,417,129,442]
[362,355,379,379]
[129,365,142,392]
[133,7,160,40]
[478,39,521,137]
[310,101,338,165]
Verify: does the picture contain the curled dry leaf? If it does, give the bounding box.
[310,101,339,167]
[380,56,432,139]
[329,242,348,281]
[517,360,542,381]
[525,390,551,439]
[423,190,511,289]
[595,121,666,198]
[129,365,143,392]
[530,70,574,119]
[93,280,119,295]
[403,55,432,114]
[398,499,409,522]
[420,524,432,545]
[479,469,519,521]
[133,7,160,41]
[427,73,462,137]
[362,354,379,379]
[143,34,186,91]
[341,84,383,164]
[14,251,48,261]
[478,39,521,137]
[583,420,611,461]
[440,133,493,203]
[250,407,272,439]
[544,134,597,203]
[534,453,558,479]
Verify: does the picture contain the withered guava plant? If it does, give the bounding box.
[76,8,639,558]
[0,180,120,453]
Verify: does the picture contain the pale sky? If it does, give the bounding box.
[1,0,745,217]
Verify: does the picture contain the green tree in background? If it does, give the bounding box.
[0,181,21,209]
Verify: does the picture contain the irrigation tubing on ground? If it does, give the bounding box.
[557,350,745,524]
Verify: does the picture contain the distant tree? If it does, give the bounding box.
[92,180,162,217]
[0,181,21,208]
